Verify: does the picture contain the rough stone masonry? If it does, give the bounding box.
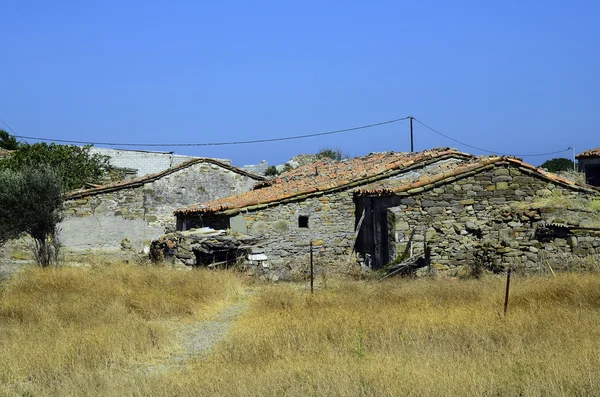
[61,159,263,256]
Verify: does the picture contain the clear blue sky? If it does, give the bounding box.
[1,0,599,166]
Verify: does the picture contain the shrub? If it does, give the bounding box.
[0,166,64,266]
[264,166,279,176]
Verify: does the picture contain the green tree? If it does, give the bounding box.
[0,143,109,191]
[316,147,350,161]
[264,165,279,176]
[0,129,19,150]
[0,166,64,266]
[316,148,342,161]
[540,158,575,173]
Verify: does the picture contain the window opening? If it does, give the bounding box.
[299,215,309,228]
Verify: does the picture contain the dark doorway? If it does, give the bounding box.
[585,165,600,187]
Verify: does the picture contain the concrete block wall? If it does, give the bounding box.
[88,147,231,178]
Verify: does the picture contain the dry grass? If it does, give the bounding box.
[0,260,244,396]
[141,273,600,396]
[4,263,600,396]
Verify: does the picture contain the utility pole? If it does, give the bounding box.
[409,115,414,152]
[571,147,576,171]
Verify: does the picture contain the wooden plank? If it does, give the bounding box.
[346,208,367,264]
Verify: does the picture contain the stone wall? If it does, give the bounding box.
[361,164,600,274]
[237,191,357,259]
[61,162,259,254]
[177,158,467,273]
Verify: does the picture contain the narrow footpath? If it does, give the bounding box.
[144,289,254,374]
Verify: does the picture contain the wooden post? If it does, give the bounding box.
[310,241,314,293]
[346,208,366,264]
[504,268,512,316]
[409,116,414,152]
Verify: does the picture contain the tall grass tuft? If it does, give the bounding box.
[5,267,600,396]
[0,260,243,395]
[138,273,600,396]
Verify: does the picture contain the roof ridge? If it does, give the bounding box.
[357,156,598,196]
[175,149,476,215]
[576,148,600,159]
[66,157,265,200]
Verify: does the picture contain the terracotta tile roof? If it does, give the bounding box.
[66,158,265,200]
[357,157,598,196]
[576,148,600,159]
[175,148,475,215]
[0,149,13,158]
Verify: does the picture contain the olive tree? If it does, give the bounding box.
[0,142,109,191]
[0,166,64,267]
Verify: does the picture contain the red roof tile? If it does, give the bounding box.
[66,158,265,200]
[357,157,598,196]
[576,148,600,159]
[175,148,475,215]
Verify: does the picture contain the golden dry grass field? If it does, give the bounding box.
[2,261,600,396]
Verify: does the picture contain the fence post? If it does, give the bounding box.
[504,268,512,316]
[310,241,314,293]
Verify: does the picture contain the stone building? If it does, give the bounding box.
[577,148,600,187]
[174,148,600,276]
[175,149,473,266]
[63,158,264,255]
[356,157,600,271]
[87,147,221,178]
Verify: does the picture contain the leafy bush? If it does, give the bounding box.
[0,143,109,191]
[264,165,279,176]
[316,147,349,161]
[0,129,19,150]
[540,158,575,173]
[0,166,64,266]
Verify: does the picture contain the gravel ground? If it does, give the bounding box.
[0,258,29,281]
[145,290,254,374]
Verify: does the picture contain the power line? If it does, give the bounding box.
[0,117,18,135]
[2,114,573,157]
[412,117,571,157]
[6,117,411,147]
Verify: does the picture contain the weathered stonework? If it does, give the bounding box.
[61,161,262,254]
[176,158,467,273]
[359,164,600,274]
[173,151,599,279]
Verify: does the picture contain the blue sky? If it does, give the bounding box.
[1,0,598,166]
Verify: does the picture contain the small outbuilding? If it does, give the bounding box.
[577,148,600,187]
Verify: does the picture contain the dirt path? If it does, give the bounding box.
[144,289,254,373]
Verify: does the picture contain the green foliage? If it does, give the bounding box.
[264,165,279,176]
[0,143,109,191]
[316,147,349,161]
[281,163,293,173]
[0,166,64,266]
[0,129,20,150]
[540,158,575,173]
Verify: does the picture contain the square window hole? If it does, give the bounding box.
[299,215,309,228]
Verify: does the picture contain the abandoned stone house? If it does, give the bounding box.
[173,148,600,275]
[62,158,264,254]
[577,148,600,187]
